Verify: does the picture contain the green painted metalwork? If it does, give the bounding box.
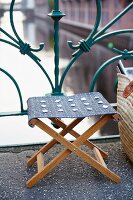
[90,49,133,92]
[0,67,26,113]
[0,0,132,116]
[0,0,54,93]
[48,0,65,95]
[59,1,133,93]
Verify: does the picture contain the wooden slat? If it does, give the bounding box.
[93,147,107,168]
[27,141,120,188]
[51,118,108,159]
[37,153,44,172]
[113,114,121,121]
[26,117,120,188]
[26,115,121,188]
[27,118,84,167]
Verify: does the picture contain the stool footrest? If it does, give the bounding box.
[93,147,107,168]
[37,153,44,172]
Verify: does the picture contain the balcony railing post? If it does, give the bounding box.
[48,0,65,95]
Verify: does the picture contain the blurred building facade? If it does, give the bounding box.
[60,0,132,30]
[34,0,49,19]
[34,0,132,30]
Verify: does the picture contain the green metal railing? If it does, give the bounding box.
[0,0,132,117]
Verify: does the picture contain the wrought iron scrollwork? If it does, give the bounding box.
[59,1,133,93]
[0,0,132,116]
[90,48,133,92]
[0,67,25,114]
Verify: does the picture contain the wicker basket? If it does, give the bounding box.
[117,73,133,162]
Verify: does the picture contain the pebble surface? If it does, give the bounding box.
[0,141,133,200]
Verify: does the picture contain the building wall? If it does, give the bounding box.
[26,0,35,9]
[22,0,35,9]
[33,0,132,30]
[34,0,49,18]
[60,0,133,30]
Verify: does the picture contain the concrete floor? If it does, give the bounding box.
[0,141,133,200]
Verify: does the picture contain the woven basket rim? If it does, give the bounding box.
[117,73,132,81]
[117,73,133,161]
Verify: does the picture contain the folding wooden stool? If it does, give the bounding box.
[26,92,121,188]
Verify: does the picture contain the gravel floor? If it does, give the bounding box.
[0,141,133,200]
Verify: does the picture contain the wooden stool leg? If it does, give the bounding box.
[51,118,108,159]
[93,147,107,168]
[27,140,57,167]
[33,117,120,183]
[37,153,44,172]
[26,148,71,188]
[27,143,120,188]
[27,118,83,167]
[27,115,120,188]
[71,146,120,183]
